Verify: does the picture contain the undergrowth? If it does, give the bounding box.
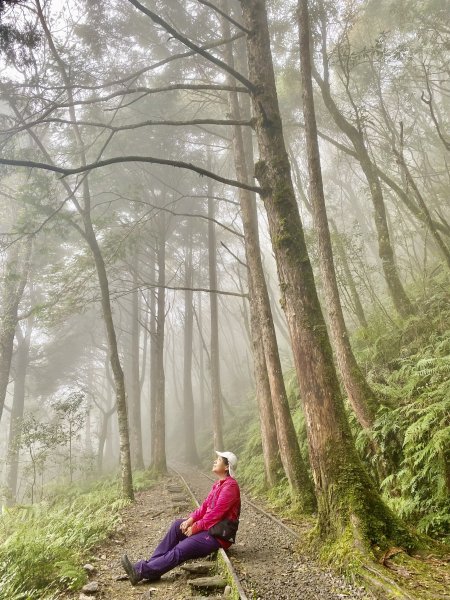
[0,470,156,600]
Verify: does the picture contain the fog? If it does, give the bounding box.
[0,0,448,512]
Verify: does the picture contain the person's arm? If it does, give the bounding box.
[188,485,215,522]
[190,481,239,534]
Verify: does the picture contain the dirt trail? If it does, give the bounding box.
[65,476,216,600]
[172,464,373,600]
[67,467,376,599]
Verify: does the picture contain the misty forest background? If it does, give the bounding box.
[0,0,449,598]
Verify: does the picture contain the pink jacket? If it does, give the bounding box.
[189,476,241,549]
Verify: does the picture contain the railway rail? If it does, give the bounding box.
[168,463,372,600]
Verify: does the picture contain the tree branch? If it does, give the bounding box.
[126,0,256,92]
[197,0,251,34]
[0,156,263,194]
[31,116,253,132]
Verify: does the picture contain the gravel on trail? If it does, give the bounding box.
[64,464,375,599]
[172,463,375,600]
[64,475,220,600]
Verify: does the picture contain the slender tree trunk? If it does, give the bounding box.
[129,252,145,469]
[207,170,224,451]
[0,237,32,424]
[222,5,312,500]
[5,318,32,505]
[183,227,200,464]
[330,220,368,329]
[238,0,414,550]
[296,0,379,432]
[310,8,413,318]
[149,243,157,464]
[393,138,450,270]
[197,290,206,432]
[151,214,167,473]
[83,214,134,499]
[103,360,115,470]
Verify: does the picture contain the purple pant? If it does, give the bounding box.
[134,518,221,580]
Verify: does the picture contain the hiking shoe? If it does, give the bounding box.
[121,554,140,585]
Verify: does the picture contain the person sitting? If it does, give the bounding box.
[121,450,240,585]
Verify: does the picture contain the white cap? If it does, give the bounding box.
[215,450,238,478]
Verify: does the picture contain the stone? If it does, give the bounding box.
[79,595,92,600]
[167,485,183,493]
[81,580,99,594]
[171,494,187,502]
[188,575,227,591]
[224,585,232,596]
[83,563,95,573]
[180,561,214,575]
[141,589,158,599]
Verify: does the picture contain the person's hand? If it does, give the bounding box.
[180,517,193,533]
[185,525,194,537]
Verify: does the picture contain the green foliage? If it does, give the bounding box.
[0,476,133,599]
[371,350,450,539]
[356,273,450,541]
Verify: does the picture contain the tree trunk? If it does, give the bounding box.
[5,318,32,505]
[330,220,368,330]
[197,290,206,432]
[296,0,379,432]
[129,252,145,469]
[0,237,32,424]
[151,213,167,473]
[393,139,450,270]
[83,213,134,499]
[238,0,414,551]
[309,27,413,317]
[222,5,312,501]
[149,243,158,464]
[183,226,200,464]
[207,170,225,451]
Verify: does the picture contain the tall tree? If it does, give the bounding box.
[151,211,167,474]
[183,222,200,464]
[0,236,32,424]
[237,0,414,553]
[221,1,313,503]
[5,314,33,505]
[310,3,414,317]
[207,169,225,451]
[33,0,134,499]
[295,0,379,433]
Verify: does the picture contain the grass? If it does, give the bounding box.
[0,470,156,600]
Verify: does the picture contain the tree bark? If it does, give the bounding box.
[183,226,200,464]
[207,169,225,451]
[238,0,414,550]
